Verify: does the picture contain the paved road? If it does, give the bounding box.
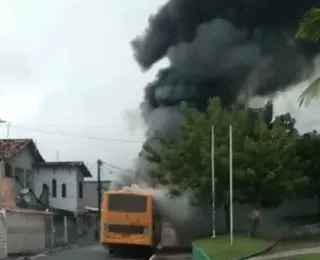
[37,244,144,260]
[35,223,181,260]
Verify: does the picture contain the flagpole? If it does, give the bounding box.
[229,125,234,245]
[211,125,216,238]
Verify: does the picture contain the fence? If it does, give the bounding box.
[53,214,77,246]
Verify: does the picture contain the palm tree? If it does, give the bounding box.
[296,8,320,107]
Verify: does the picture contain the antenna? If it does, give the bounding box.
[6,122,10,138]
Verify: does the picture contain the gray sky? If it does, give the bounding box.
[0,0,319,180]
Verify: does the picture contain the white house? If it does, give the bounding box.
[33,161,92,214]
[0,139,56,256]
[0,138,45,201]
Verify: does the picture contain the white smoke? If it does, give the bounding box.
[109,165,211,245]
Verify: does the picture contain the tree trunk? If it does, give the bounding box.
[224,204,230,233]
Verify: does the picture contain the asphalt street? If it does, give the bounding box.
[35,223,178,260]
[37,244,146,260]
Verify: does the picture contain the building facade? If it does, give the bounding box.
[33,161,92,214]
[0,139,45,203]
[83,180,111,209]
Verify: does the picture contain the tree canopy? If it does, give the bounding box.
[144,98,306,208]
[297,7,320,107]
[296,131,320,206]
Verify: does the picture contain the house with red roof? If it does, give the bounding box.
[0,139,45,207]
[0,139,96,244]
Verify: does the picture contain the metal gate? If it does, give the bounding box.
[44,217,52,248]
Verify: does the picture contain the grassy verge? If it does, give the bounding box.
[193,235,273,260]
[283,254,320,259]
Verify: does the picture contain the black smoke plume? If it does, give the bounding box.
[130,0,320,243]
[133,0,320,122]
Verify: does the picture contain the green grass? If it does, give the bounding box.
[283,254,320,259]
[193,235,273,260]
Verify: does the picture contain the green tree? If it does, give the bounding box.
[296,131,320,211]
[144,98,305,212]
[296,7,320,107]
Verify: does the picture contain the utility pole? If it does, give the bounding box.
[229,125,234,245]
[97,159,102,218]
[211,125,216,238]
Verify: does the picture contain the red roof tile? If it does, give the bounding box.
[0,139,44,162]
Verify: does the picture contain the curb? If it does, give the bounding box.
[43,244,78,255]
[149,254,156,260]
[14,244,81,260]
[192,244,210,260]
[233,240,280,260]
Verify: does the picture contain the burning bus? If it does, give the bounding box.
[100,190,162,257]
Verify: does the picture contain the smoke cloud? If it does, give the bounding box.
[126,0,320,243]
[133,0,320,111]
[110,177,210,245]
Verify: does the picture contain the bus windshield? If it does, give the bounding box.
[108,194,147,212]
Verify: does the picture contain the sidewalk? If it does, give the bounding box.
[7,238,96,260]
[249,246,320,260]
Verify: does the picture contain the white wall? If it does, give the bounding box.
[0,211,7,259]
[7,148,35,191]
[7,148,34,170]
[33,167,85,213]
[6,209,50,254]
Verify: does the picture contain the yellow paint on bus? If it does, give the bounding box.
[100,190,162,257]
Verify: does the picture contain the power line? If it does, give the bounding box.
[9,125,144,144]
[101,166,116,175]
[14,123,117,128]
[88,161,97,171]
[100,160,127,172]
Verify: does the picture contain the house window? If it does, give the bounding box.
[61,183,67,198]
[4,164,12,177]
[25,169,33,189]
[52,179,57,198]
[78,181,83,198]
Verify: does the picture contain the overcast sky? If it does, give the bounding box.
[0,0,319,180]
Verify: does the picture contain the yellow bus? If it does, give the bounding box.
[100,190,162,257]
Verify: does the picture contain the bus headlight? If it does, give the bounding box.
[104,224,109,233]
[143,226,149,236]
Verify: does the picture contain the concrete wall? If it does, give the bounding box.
[6,209,53,254]
[33,167,85,213]
[214,198,318,238]
[0,211,7,259]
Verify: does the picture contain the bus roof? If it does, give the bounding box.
[104,190,153,197]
